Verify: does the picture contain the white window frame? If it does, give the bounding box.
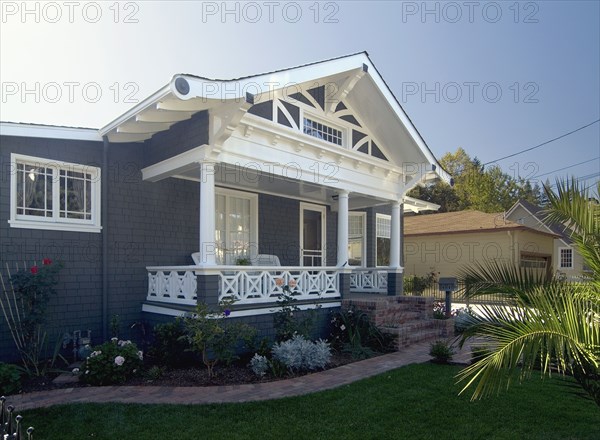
[348,212,366,267]
[215,187,259,265]
[302,113,345,147]
[558,247,574,269]
[9,153,102,233]
[376,213,391,267]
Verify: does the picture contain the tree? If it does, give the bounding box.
[408,148,542,213]
[456,179,600,405]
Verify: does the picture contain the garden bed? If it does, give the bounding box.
[14,351,363,393]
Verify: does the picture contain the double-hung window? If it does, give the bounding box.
[215,188,258,265]
[10,154,101,233]
[376,213,391,267]
[348,212,366,266]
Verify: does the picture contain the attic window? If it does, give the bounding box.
[303,117,343,146]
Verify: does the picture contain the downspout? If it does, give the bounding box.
[102,136,109,341]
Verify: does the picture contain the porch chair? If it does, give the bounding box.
[252,254,281,266]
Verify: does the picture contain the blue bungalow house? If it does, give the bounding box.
[0,52,449,357]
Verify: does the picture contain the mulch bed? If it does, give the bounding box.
[16,351,365,393]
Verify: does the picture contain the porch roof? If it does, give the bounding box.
[99,52,451,187]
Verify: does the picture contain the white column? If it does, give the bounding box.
[337,191,349,267]
[390,201,401,269]
[199,161,216,266]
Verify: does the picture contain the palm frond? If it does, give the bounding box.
[456,284,600,401]
[458,259,553,302]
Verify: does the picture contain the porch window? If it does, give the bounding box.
[376,213,391,266]
[348,212,366,266]
[9,153,101,233]
[215,188,258,265]
[559,247,573,269]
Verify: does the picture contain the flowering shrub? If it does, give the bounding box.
[81,338,143,385]
[0,258,64,376]
[272,335,331,372]
[329,307,392,359]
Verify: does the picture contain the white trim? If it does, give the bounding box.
[558,246,574,269]
[9,153,102,233]
[1,122,101,141]
[299,202,327,266]
[348,211,367,267]
[142,301,341,318]
[142,145,209,182]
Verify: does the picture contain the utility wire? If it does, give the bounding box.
[484,119,600,166]
[532,157,600,179]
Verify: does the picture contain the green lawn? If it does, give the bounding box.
[24,363,599,439]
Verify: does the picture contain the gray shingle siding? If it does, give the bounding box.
[143,110,209,167]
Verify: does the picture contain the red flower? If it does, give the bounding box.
[30,266,39,275]
[43,258,52,265]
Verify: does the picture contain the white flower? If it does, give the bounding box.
[118,339,132,347]
[114,356,125,366]
[340,325,346,331]
[85,370,90,374]
[84,344,91,349]
[90,350,101,358]
[137,351,144,360]
[72,367,80,375]
[111,337,118,343]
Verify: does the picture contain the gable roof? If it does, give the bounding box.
[506,199,573,244]
[404,210,558,238]
[97,52,450,185]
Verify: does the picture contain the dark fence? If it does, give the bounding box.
[403,280,510,306]
[1,396,34,440]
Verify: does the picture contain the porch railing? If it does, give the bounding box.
[349,269,388,293]
[147,267,198,305]
[146,266,342,307]
[220,267,340,304]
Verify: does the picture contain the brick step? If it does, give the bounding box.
[380,318,455,350]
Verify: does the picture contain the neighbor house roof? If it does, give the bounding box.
[506,199,573,244]
[404,210,558,238]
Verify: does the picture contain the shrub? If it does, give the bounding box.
[454,306,478,333]
[272,335,331,372]
[272,279,320,342]
[330,307,392,359]
[81,339,143,385]
[0,363,21,395]
[145,365,165,381]
[0,259,64,376]
[249,354,269,378]
[148,321,191,368]
[432,301,447,319]
[180,301,257,378]
[429,340,455,364]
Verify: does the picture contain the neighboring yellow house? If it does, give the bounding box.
[403,210,557,279]
[505,199,589,280]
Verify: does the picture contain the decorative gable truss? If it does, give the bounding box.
[247,85,389,163]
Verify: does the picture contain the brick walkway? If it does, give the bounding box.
[9,340,474,411]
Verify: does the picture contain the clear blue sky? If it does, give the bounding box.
[1,1,598,192]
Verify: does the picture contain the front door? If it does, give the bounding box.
[300,203,326,266]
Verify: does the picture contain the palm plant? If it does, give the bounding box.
[456,179,600,405]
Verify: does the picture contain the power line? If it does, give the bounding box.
[483,119,600,166]
[532,157,600,179]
